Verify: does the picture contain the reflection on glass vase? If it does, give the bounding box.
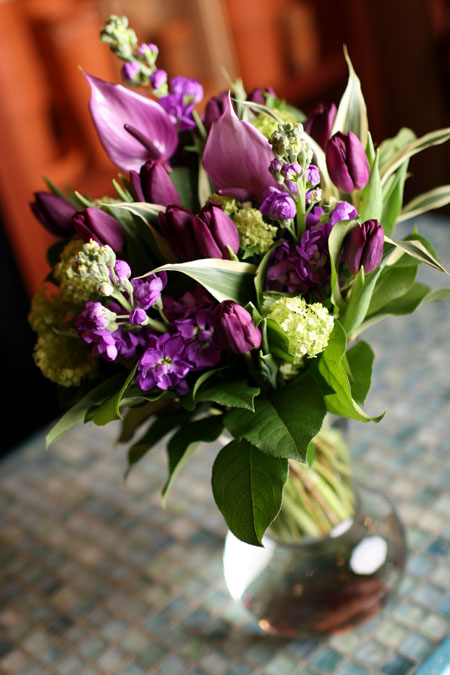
[223,484,407,638]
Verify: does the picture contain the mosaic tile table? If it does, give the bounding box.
[1,217,449,675]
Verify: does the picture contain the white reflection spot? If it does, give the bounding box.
[350,536,388,575]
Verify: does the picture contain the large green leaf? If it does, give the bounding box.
[169,165,199,212]
[89,364,138,426]
[318,321,383,422]
[341,266,382,337]
[380,159,409,237]
[225,371,326,461]
[384,236,449,275]
[378,127,416,168]
[162,416,224,503]
[380,128,450,186]
[46,374,126,448]
[126,411,190,476]
[367,265,417,316]
[149,258,256,304]
[194,376,260,411]
[332,46,368,148]
[359,150,382,221]
[346,341,374,406]
[397,185,450,222]
[212,439,288,546]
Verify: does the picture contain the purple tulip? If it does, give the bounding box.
[305,103,337,151]
[73,207,124,251]
[213,300,261,353]
[193,203,240,259]
[247,86,276,104]
[129,160,180,206]
[158,205,200,261]
[344,219,384,274]
[30,192,77,237]
[204,90,234,132]
[84,73,178,172]
[326,131,370,193]
[202,98,278,205]
[260,188,296,220]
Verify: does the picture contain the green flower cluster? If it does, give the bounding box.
[54,239,99,305]
[233,207,277,256]
[267,296,334,364]
[250,109,299,140]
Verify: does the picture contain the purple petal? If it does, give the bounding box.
[202,99,278,205]
[84,73,179,172]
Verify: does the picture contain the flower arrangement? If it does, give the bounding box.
[30,16,450,547]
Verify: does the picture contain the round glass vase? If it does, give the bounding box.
[223,484,407,638]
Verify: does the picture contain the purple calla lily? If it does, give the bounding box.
[202,98,278,206]
[84,73,179,172]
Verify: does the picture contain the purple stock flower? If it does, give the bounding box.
[158,94,196,131]
[113,259,131,284]
[280,162,302,181]
[170,76,203,103]
[84,73,178,172]
[193,202,240,259]
[137,43,158,57]
[121,61,140,81]
[158,205,200,261]
[306,164,320,186]
[73,208,124,251]
[150,69,167,89]
[265,242,304,294]
[30,192,77,237]
[75,301,114,332]
[131,272,168,310]
[130,308,148,325]
[305,103,337,151]
[297,223,333,291]
[202,98,278,205]
[129,159,180,206]
[75,302,121,361]
[306,205,325,229]
[163,286,216,321]
[137,333,191,393]
[344,219,384,274]
[174,309,222,369]
[328,200,357,226]
[326,131,370,193]
[213,301,261,354]
[260,188,296,220]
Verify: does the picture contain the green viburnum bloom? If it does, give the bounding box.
[54,239,99,305]
[267,297,334,364]
[233,207,277,256]
[208,193,240,216]
[251,110,299,140]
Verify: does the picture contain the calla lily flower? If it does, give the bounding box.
[202,98,278,205]
[84,73,179,172]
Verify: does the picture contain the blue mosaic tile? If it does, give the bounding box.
[309,646,343,672]
[381,653,415,675]
[355,640,390,667]
[399,632,434,661]
[439,596,450,616]
[427,537,450,557]
[334,662,371,675]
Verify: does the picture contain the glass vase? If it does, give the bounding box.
[223,484,407,638]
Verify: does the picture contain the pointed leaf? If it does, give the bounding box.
[380,127,450,186]
[346,341,374,406]
[126,412,190,476]
[90,364,138,426]
[212,439,288,546]
[380,159,409,237]
[367,264,417,316]
[397,184,450,222]
[384,236,449,275]
[341,266,382,336]
[194,376,260,411]
[332,46,368,148]
[328,219,359,310]
[359,150,382,221]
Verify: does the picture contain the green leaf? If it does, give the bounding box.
[170,165,199,212]
[384,236,449,275]
[397,184,450,222]
[367,265,417,316]
[118,399,171,443]
[149,258,257,304]
[198,159,212,207]
[332,46,368,149]
[225,371,326,461]
[328,219,359,311]
[46,374,126,448]
[378,127,416,168]
[112,178,133,202]
[380,160,409,237]
[212,439,288,546]
[341,266,382,337]
[265,318,293,362]
[254,244,279,311]
[318,321,383,422]
[89,365,138,426]
[346,341,375,406]
[127,412,190,476]
[359,150,382,221]
[194,376,260,411]
[380,127,450,186]
[162,416,224,503]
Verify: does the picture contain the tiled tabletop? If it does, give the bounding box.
[1,217,449,674]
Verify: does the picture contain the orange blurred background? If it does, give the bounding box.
[1,0,449,297]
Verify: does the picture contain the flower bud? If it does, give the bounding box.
[326,131,370,193]
[305,103,337,151]
[344,219,384,274]
[204,91,233,132]
[213,300,261,353]
[158,205,200,261]
[30,192,77,237]
[73,208,124,252]
[150,69,167,90]
[129,159,180,206]
[193,202,240,259]
[246,86,276,104]
[121,61,140,82]
[259,188,296,220]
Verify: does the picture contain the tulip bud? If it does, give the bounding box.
[193,202,240,259]
[158,205,200,261]
[213,300,261,353]
[204,91,233,132]
[30,192,77,237]
[247,86,276,104]
[73,207,124,252]
[344,219,384,274]
[326,131,370,194]
[129,160,180,206]
[305,103,337,151]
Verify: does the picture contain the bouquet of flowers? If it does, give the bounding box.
[30,16,450,547]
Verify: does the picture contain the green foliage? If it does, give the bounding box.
[341,266,382,337]
[346,341,374,406]
[332,46,368,149]
[212,439,288,546]
[359,151,382,221]
[194,375,260,411]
